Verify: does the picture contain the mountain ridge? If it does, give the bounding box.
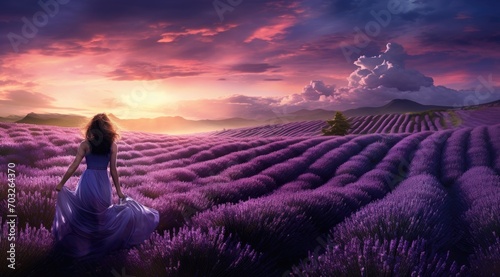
[9,98,500,134]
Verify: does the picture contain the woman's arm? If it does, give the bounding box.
[55,141,87,191]
[110,142,125,199]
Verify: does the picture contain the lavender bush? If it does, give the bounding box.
[291,237,466,276]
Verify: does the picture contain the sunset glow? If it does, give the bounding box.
[0,0,499,119]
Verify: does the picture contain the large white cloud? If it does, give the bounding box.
[280,80,337,106]
[348,43,434,91]
[290,42,499,109]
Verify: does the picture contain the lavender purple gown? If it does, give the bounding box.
[52,152,159,258]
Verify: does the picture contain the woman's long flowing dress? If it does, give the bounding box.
[52,152,159,258]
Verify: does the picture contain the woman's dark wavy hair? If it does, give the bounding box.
[83,113,120,155]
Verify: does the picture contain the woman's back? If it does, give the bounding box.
[85,152,110,170]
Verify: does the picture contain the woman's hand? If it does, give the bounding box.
[118,192,127,204]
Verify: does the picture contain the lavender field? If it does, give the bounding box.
[213,106,500,137]
[1,121,500,276]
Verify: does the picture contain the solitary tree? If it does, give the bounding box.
[322,111,350,136]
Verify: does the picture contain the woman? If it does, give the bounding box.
[52,113,159,259]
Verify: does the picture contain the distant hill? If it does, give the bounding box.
[15,112,260,134]
[343,99,451,117]
[266,99,454,122]
[108,114,260,134]
[0,115,24,123]
[282,109,337,121]
[17,112,88,127]
[460,98,500,109]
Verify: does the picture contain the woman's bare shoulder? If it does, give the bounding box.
[79,140,91,155]
[80,139,90,147]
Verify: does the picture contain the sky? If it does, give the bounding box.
[0,0,499,120]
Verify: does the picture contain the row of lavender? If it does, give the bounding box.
[212,108,500,137]
[293,167,500,276]
[1,122,499,276]
[349,111,451,134]
[212,120,326,138]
